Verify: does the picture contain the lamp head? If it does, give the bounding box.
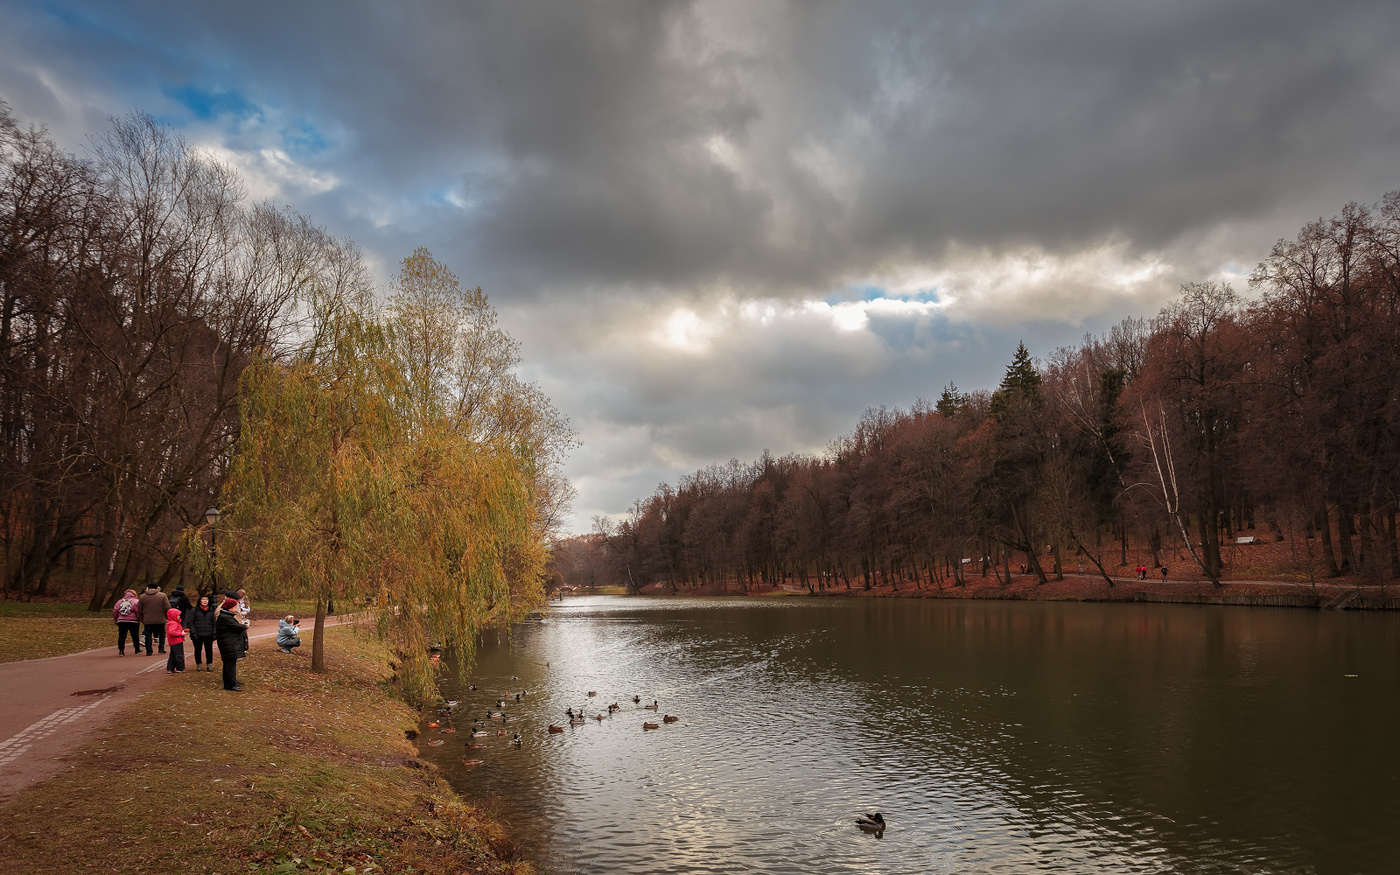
[204,507,220,526]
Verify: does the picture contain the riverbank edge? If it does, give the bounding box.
[632,576,1400,610]
[0,626,534,875]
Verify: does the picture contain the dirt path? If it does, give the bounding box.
[0,615,352,803]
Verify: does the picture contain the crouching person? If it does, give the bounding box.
[277,615,302,654]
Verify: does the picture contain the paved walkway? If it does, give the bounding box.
[0,615,349,803]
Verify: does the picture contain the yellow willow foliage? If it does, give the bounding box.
[223,304,547,704]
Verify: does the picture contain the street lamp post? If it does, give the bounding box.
[204,507,220,596]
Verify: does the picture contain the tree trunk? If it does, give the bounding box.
[312,596,328,672]
[1318,504,1340,576]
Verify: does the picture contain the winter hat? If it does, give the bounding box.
[175,583,185,592]
[221,597,239,611]
[225,590,239,599]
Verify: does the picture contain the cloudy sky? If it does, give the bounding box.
[3,1,1397,532]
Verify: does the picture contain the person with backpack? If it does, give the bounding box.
[137,584,171,655]
[112,589,141,655]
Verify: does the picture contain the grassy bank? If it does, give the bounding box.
[0,626,532,875]
[0,617,113,663]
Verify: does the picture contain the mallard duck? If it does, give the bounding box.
[632,695,641,704]
[642,722,660,730]
[470,730,489,738]
[663,714,679,723]
[565,707,575,718]
[594,713,605,721]
[496,699,507,708]
[462,759,484,767]
[587,691,597,697]
[855,813,885,831]
[547,724,564,733]
[510,733,522,747]
[569,717,586,725]
[445,700,461,708]
[466,742,485,749]
[426,740,444,747]
[643,700,659,710]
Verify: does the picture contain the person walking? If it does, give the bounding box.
[188,595,217,671]
[137,584,171,655]
[1161,565,1168,582]
[112,589,142,655]
[215,595,248,692]
[164,608,187,673]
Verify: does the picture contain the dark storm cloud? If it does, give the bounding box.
[6,0,1397,298]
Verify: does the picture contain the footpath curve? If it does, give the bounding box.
[0,614,351,803]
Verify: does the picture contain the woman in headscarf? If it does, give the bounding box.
[214,594,248,692]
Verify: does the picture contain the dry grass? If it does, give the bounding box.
[0,617,114,664]
[0,627,534,875]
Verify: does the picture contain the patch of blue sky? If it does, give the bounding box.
[166,84,260,122]
[280,120,329,158]
[824,284,942,306]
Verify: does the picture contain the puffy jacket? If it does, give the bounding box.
[165,608,186,645]
[188,605,217,638]
[276,619,301,646]
[137,588,170,624]
[215,609,247,659]
[112,591,141,624]
[169,589,192,623]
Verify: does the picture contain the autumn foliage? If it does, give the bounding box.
[573,194,1400,592]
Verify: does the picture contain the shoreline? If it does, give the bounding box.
[623,574,1400,610]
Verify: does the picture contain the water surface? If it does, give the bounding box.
[417,596,1399,874]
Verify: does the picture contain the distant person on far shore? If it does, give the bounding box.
[1161,566,1168,582]
[112,589,141,655]
[188,595,216,671]
[138,583,171,655]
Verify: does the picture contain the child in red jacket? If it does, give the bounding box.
[165,608,187,673]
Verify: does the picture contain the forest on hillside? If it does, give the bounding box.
[556,193,1400,593]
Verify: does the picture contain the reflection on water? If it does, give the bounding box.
[415,596,1400,874]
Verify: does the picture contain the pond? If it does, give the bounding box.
[414,595,1400,874]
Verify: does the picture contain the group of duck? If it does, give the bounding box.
[548,693,679,732]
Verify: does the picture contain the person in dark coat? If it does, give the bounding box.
[188,595,218,671]
[169,583,193,625]
[215,596,248,692]
[137,584,171,655]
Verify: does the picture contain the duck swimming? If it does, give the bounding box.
[632,695,641,704]
[663,714,679,723]
[511,733,522,747]
[642,722,660,730]
[643,700,659,710]
[547,724,564,733]
[855,813,886,831]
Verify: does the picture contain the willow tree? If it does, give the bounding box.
[224,250,564,702]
